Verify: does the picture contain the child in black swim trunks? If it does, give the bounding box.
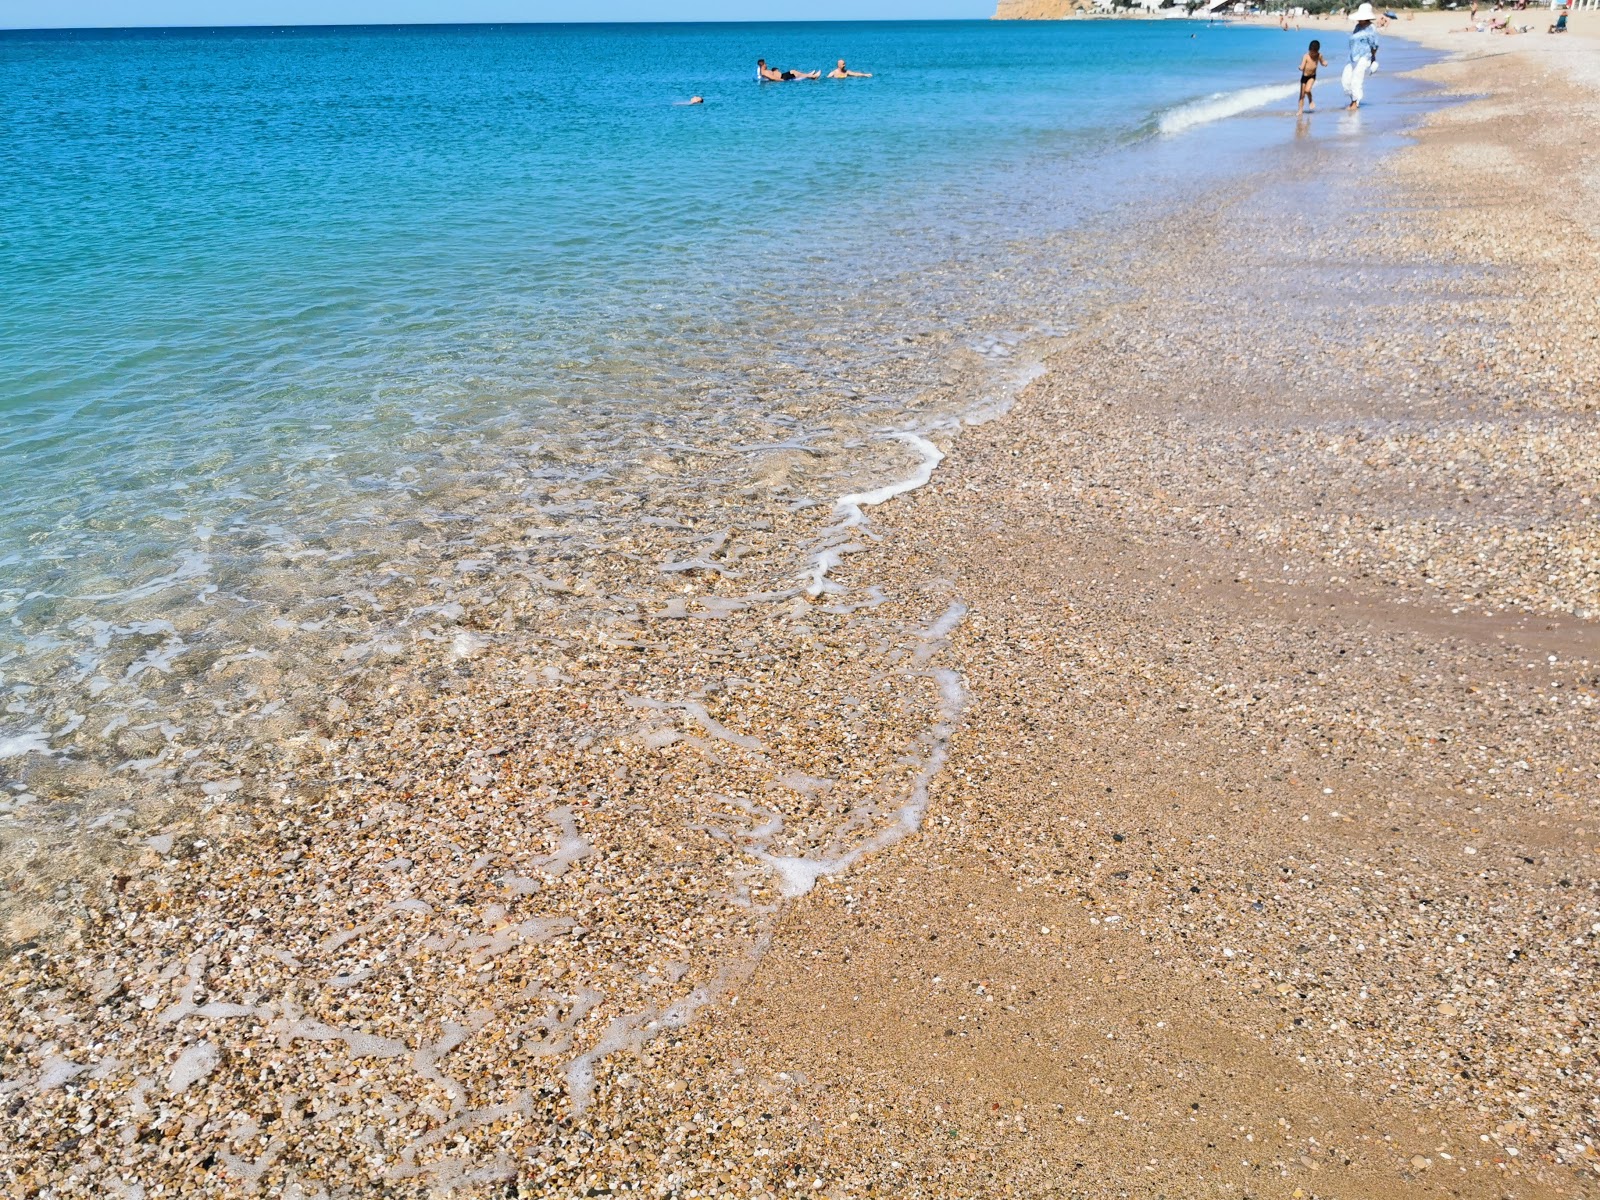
[1298,40,1327,114]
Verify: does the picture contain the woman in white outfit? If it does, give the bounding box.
[1341,4,1380,110]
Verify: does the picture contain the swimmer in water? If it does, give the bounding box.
[827,59,872,78]
[687,96,703,104]
[756,59,819,82]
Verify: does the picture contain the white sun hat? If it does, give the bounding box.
[1351,3,1377,22]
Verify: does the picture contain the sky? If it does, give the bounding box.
[2,1,990,28]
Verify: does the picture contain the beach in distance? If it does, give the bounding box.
[0,11,1597,1199]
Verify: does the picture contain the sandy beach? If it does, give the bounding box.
[3,14,1597,1199]
[699,17,1600,1198]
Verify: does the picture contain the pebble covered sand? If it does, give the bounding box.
[2,21,1597,1200]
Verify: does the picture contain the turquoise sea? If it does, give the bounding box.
[0,20,1432,855]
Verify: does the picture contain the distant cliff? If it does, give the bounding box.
[993,0,1093,16]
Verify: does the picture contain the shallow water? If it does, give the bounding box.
[0,17,1438,906]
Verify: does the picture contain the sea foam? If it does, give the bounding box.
[1159,83,1300,135]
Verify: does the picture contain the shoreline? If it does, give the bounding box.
[704,21,1598,1199]
[3,19,1597,1200]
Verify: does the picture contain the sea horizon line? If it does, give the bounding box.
[3,17,1031,34]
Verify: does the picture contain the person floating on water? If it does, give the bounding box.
[1298,38,1328,114]
[1342,3,1380,111]
[756,58,820,82]
[828,59,872,78]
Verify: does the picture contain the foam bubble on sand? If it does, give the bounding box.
[219,1142,285,1190]
[965,361,1048,427]
[74,549,211,603]
[537,806,593,877]
[124,636,187,680]
[461,916,574,967]
[37,1056,86,1091]
[450,631,490,659]
[283,1018,408,1060]
[168,1041,220,1093]
[917,600,969,656]
[762,855,840,898]
[778,770,834,795]
[193,1002,258,1019]
[1158,83,1300,135]
[0,730,52,759]
[804,547,847,597]
[410,1011,494,1112]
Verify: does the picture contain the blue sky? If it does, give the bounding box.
[3,1,990,28]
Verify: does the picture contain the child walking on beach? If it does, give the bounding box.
[1298,39,1328,114]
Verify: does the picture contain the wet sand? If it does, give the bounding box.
[3,24,1597,1200]
[694,29,1600,1200]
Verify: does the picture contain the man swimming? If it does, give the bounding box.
[756,59,820,82]
[827,59,872,78]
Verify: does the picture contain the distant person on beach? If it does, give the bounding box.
[757,59,819,82]
[1298,40,1328,113]
[1342,3,1380,110]
[828,59,872,78]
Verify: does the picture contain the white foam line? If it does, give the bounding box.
[1158,83,1300,136]
[835,433,944,528]
[625,697,764,751]
[558,601,970,1110]
[804,548,846,597]
[72,549,211,603]
[805,433,944,597]
[735,440,826,456]
[964,361,1048,428]
[561,478,973,1117]
[564,974,728,1111]
[386,1092,535,1181]
[756,601,969,897]
[917,599,968,654]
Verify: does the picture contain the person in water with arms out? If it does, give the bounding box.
[828,59,872,78]
[756,58,819,82]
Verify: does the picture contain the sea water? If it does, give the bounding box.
[0,19,1435,898]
